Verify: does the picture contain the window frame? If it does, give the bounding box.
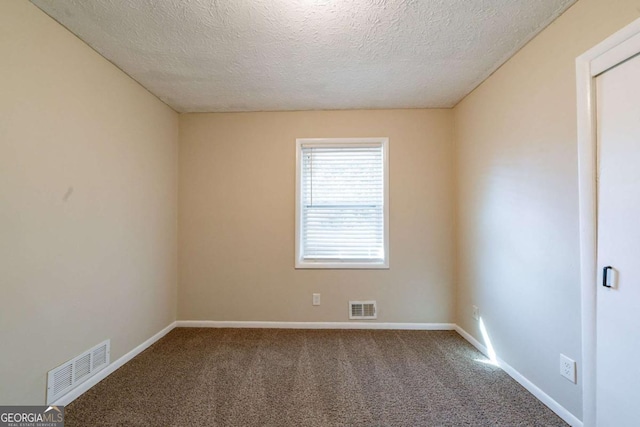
[295,137,389,269]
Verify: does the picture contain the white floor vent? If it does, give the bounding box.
[47,339,110,404]
[349,301,377,320]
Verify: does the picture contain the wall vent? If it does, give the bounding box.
[47,339,110,404]
[349,301,377,320]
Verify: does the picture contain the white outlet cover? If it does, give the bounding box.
[312,293,320,306]
[472,305,479,320]
[560,354,576,383]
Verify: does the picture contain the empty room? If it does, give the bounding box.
[2,0,639,426]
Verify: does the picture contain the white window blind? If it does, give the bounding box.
[296,138,389,268]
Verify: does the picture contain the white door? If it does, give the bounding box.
[596,52,640,427]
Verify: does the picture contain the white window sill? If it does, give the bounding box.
[295,260,389,270]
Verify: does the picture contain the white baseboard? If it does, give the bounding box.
[52,321,176,406]
[454,325,583,427]
[176,320,456,330]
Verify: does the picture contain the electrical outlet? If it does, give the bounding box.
[560,354,576,383]
[472,305,479,321]
[312,293,321,306]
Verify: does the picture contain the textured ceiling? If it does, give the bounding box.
[31,0,575,112]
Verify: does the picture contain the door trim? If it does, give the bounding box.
[576,17,640,427]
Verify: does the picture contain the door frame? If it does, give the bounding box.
[576,17,640,427]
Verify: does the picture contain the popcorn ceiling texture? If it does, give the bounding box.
[31,0,575,112]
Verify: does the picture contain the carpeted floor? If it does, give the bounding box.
[66,328,567,426]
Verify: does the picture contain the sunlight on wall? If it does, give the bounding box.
[476,317,499,366]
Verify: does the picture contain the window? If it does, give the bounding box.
[295,137,389,269]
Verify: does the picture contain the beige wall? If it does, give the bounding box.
[454,0,640,419]
[0,1,178,404]
[179,110,455,323]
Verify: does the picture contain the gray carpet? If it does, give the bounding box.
[66,328,567,426]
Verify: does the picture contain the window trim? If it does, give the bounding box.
[295,137,389,269]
